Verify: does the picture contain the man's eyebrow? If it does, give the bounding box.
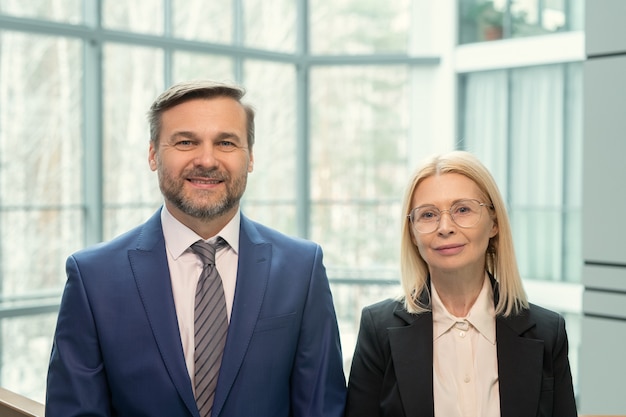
[169,131,200,141]
[169,131,243,142]
[214,131,243,142]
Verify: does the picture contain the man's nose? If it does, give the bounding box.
[194,143,218,166]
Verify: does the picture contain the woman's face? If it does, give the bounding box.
[409,173,498,278]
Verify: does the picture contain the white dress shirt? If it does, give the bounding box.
[160,206,240,380]
[432,276,500,417]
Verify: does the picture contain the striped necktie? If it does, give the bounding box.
[190,238,228,417]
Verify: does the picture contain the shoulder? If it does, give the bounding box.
[71,211,161,262]
[363,298,403,315]
[360,298,415,329]
[527,303,565,323]
[73,225,141,257]
[241,214,320,252]
[504,303,568,348]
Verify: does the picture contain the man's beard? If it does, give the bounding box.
[158,165,247,220]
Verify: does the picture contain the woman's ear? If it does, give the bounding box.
[489,220,498,238]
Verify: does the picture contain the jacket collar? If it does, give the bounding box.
[389,273,542,417]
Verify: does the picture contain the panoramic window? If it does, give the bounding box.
[458,0,584,44]
[0,1,583,403]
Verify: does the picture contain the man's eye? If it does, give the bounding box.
[174,140,194,148]
[216,141,237,151]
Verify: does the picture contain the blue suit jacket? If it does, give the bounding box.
[46,209,347,417]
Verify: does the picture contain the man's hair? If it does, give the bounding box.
[147,79,255,149]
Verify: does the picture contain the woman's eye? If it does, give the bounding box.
[455,205,474,215]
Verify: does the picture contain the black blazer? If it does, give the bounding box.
[345,283,577,417]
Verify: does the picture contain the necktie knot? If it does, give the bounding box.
[190,238,226,266]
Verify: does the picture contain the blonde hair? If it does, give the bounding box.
[400,151,528,316]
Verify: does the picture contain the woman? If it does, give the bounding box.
[345,151,577,417]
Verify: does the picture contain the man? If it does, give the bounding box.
[45,80,347,416]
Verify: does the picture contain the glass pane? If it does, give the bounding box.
[458,0,506,44]
[331,281,401,373]
[567,0,585,31]
[460,65,583,285]
[0,31,83,294]
[460,70,509,193]
[0,0,82,23]
[103,43,164,239]
[510,0,542,37]
[541,0,568,31]
[1,313,58,403]
[173,52,234,83]
[1,210,83,292]
[509,65,565,281]
[241,60,297,235]
[459,0,585,44]
[172,0,232,43]
[310,0,411,54]
[563,63,582,282]
[310,66,410,275]
[511,0,586,37]
[243,0,296,52]
[102,0,164,35]
[241,203,297,237]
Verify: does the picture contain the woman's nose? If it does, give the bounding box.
[437,211,456,234]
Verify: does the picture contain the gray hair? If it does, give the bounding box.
[147,79,255,149]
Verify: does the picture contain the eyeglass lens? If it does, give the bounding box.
[410,199,484,233]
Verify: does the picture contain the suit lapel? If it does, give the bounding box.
[212,215,271,417]
[129,209,199,417]
[496,312,544,417]
[388,308,435,417]
[387,277,544,417]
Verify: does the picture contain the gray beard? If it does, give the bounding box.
[157,166,247,221]
[166,188,240,220]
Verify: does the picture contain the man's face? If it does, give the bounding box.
[149,97,254,225]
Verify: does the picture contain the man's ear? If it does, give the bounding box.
[149,142,157,171]
[248,152,254,173]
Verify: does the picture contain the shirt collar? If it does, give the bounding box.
[431,275,496,344]
[161,205,241,260]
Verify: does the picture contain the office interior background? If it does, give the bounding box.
[0,0,624,414]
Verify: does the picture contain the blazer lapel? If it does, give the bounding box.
[387,277,544,417]
[388,308,435,417]
[496,312,544,417]
[212,215,271,417]
[129,209,199,417]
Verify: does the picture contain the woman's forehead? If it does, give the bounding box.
[412,173,482,205]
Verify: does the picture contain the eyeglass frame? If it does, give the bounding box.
[407,198,494,234]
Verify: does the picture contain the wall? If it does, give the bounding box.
[579,0,626,414]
